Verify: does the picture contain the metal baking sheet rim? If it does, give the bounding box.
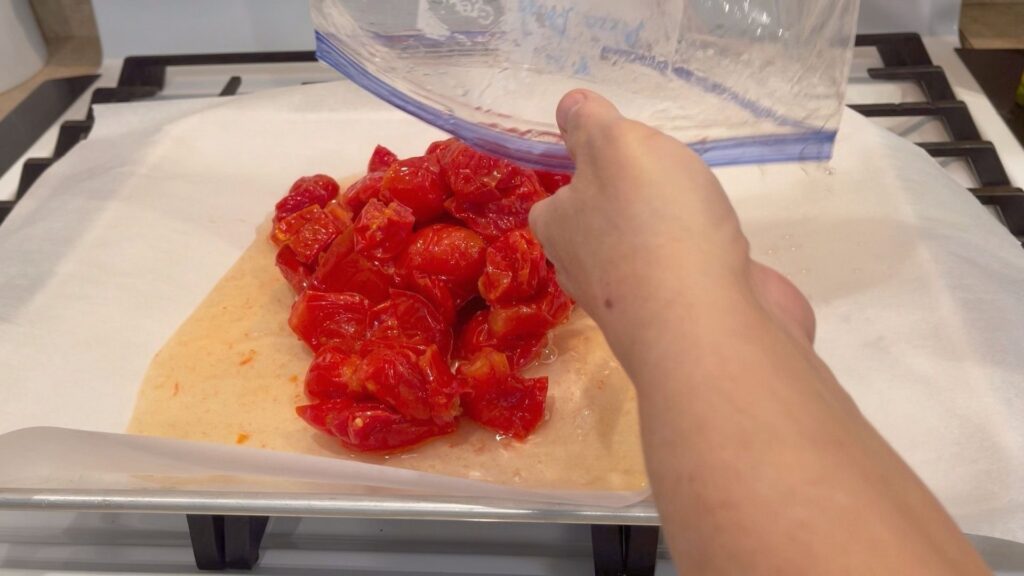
[0,488,659,524]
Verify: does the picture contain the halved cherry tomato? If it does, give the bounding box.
[534,170,572,194]
[305,344,363,400]
[296,397,455,451]
[458,348,548,439]
[358,344,459,423]
[399,224,486,292]
[381,156,449,222]
[272,205,320,247]
[479,229,548,304]
[353,199,415,261]
[296,397,356,433]
[311,228,396,304]
[276,245,313,294]
[275,174,340,222]
[455,309,545,370]
[366,289,452,358]
[286,207,340,264]
[341,172,385,213]
[444,176,548,241]
[402,272,460,324]
[436,140,512,204]
[368,144,399,173]
[488,274,572,341]
[323,199,354,230]
[426,138,457,157]
[289,290,369,353]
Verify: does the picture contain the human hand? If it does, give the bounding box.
[529,89,815,354]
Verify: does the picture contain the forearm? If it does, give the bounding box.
[606,275,989,575]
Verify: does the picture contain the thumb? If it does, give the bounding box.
[556,89,625,163]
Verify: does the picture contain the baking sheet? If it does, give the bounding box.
[1,81,1023,539]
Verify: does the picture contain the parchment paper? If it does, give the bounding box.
[1,81,1024,538]
[125,219,645,492]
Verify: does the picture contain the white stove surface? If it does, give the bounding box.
[2,36,1024,575]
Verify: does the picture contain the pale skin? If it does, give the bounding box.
[529,89,991,575]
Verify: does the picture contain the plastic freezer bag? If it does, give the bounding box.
[311,0,860,170]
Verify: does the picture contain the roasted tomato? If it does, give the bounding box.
[272,205,319,247]
[298,398,456,452]
[323,199,354,230]
[276,245,313,294]
[368,144,399,173]
[534,170,572,194]
[381,156,449,222]
[311,228,396,304]
[305,345,363,400]
[358,344,459,423]
[436,140,513,203]
[366,289,452,358]
[426,137,458,157]
[275,174,340,222]
[458,348,548,439]
[399,224,486,292]
[277,206,341,264]
[478,229,548,304]
[289,290,370,353]
[353,199,415,261]
[455,309,545,370]
[295,398,356,433]
[488,274,572,341]
[341,172,385,213]
[444,175,548,241]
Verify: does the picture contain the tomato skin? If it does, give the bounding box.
[426,138,458,157]
[311,228,396,304]
[534,170,572,194]
[444,176,548,241]
[341,172,385,213]
[331,401,456,452]
[368,144,399,173]
[272,205,319,247]
[457,348,548,439]
[323,199,354,230]
[276,245,313,294]
[381,156,449,222]
[353,199,415,261]
[399,224,486,291]
[455,309,544,370]
[397,223,487,321]
[296,398,455,451]
[436,140,512,204]
[479,229,548,305]
[275,174,340,222]
[488,275,573,341]
[289,290,370,353]
[358,344,459,423]
[366,289,452,358]
[288,208,341,264]
[296,397,356,433]
[305,345,364,400]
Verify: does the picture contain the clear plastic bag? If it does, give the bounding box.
[311,0,860,170]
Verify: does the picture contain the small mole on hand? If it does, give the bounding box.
[604,298,614,310]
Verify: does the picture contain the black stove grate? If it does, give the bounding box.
[2,33,1022,240]
[850,33,1024,242]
